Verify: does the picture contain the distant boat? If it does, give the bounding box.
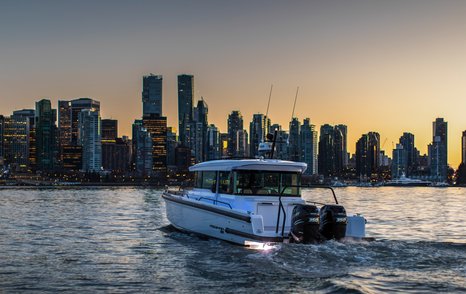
[432,182,449,188]
[331,180,347,187]
[384,174,432,187]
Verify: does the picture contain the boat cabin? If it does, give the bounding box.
[190,159,306,197]
[187,160,307,232]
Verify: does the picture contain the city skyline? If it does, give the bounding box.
[1,1,466,167]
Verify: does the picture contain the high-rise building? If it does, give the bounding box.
[206,124,220,161]
[100,119,131,173]
[236,129,249,158]
[288,118,301,162]
[35,99,58,171]
[102,137,131,173]
[58,101,72,146]
[220,133,229,159]
[318,124,336,177]
[0,115,4,166]
[192,99,208,163]
[462,131,466,165]
[269,124,289,160]
[101,119,118,142]
[78,109,101,172]
[62,145,82,171]
[132,120,153,176]
[166,127,177,167]
[356,134,371,179]
[227,111,243,158]
[430,118,448,181]
[392,144,407,179]
[178,74,194,146]
[3,115,30,171]
[249,114,270,158]
[12,109,35,171]
[355,132,380,179]
[399,132,415,176]
[368,132,380,171]
[142,115,167,176]
[335,124,348,167]
[142,74,163,117]
[58,100,72,166]
[300,118,318,175]
[70,98,100,145]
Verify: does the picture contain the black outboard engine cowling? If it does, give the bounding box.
[289,204,322,244]
[319,205,347,240]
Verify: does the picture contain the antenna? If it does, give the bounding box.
[265,84,273,119]
[291,86,299,119]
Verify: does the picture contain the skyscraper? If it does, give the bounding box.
[132,120,153,176]
[78,109,101,172]
[35,99,58,171]
[70,98,100,145]
[430,118,448,181]
[270,124,289,160]
[462,131,466,165]
[3,115,31,171]
[206,124,220,161]
[392,144,407,179]
[356,134,370,179]
[249,113,270,158]
[300,118,318,175]
[142,116,167,176]
[178,74,194,146]
[399,132,415,176]
[0,115,4,165]
[58,100,72,166]
[236,129,249,158]
[166,127,177,167]
[227,111,243,158]
[288,118,301,162]
[11,109,35,171]
[142,74,163,117]
[368,132,381,172]
[101,119,118,141]
[335,124,348,167]
[318,124,336,177]
[191,99,208,163]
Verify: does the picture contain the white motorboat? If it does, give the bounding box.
[162,159,367,247]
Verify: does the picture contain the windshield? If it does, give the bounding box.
[233,170,301,196]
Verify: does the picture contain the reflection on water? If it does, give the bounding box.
[0,187,465,293]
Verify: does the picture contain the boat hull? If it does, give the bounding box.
[162,192,283,246]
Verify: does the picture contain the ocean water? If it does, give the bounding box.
[0,187,464,293]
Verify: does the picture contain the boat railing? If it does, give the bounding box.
[275,185,339,237]
[198,197,233,209]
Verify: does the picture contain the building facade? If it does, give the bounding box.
[430,118,448,181]
[78,109,102,172]
[227,111,243,158]
[300,118,318,175]
[178,74,194,147]
[35,99,58,171]
[392,143,407,179]
[142,74,163,118]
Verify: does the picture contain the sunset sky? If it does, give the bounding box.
[1,1,466,167]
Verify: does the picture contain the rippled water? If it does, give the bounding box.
[0,187,465,293]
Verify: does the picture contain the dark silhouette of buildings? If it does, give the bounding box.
[142,74,163,117]
[178,74,194,147]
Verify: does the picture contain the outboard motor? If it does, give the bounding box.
[319,205,347,240]
[289,204,322,244]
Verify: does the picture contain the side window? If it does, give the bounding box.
[218,171,230,194]
[201,171,217,190]
[194,172,203,188]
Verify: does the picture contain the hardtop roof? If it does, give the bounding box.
[189,159,307,173]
